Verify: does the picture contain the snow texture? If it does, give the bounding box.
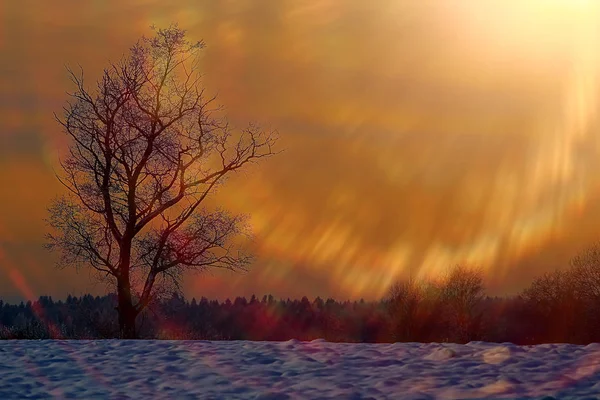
[1,340,600,399]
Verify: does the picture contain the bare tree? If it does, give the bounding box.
[521,268,585,342]
[46,25,277,338]
[439,264,485,342]
[386,278,424,341]
[570,242,600,302]
[565,243,600,339]
[522,270,575,312]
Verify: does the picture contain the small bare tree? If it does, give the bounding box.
[386,278,424,341]
[522,270,575,312]
[46,25,277,338]
[521,269,584,342]
[570,242,600,301]
[565,243,600,339]
[439,264,485,342]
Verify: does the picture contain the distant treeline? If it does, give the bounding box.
[2,250,600,343]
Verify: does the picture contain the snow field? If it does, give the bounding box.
[1,340,600,399]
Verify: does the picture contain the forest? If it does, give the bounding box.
[2,250,600,344]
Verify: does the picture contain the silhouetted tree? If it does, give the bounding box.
[569,244,600,339]
[439,265,485,342]
[386,278,424,341]
[521,269,583,342]
[520,244,600,343]
[571,243,600,305]
[46,25,277,338]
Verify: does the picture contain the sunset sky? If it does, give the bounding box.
[2,0,600,303]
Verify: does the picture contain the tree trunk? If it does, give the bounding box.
[117,236,138,339]
[121,308,137,339]
[117,282,137,339]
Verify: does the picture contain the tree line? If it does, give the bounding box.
[4,243,600,343]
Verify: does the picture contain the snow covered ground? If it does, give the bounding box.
[1,340,600,399]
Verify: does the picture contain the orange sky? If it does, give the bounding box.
[2,0,600,302]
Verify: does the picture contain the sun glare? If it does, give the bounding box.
[403,0,600,284]
[235,0,600,298]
